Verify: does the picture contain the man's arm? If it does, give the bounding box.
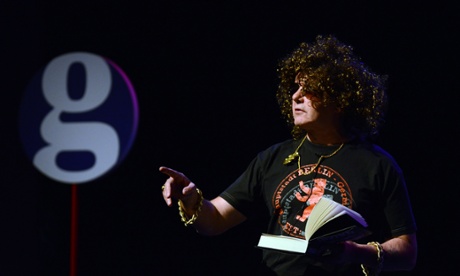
[160,166,246,235]
[191,196,247,235]
[335,233,417,272]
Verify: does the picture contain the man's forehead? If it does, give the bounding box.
[295,72,307,82]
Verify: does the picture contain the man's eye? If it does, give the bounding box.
[290,86,299,95]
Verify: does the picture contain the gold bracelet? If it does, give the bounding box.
[361,241,384,276]
[178,188,203,226]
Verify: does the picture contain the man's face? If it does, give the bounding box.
[291,76,338,131]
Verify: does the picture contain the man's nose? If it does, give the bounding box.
[292,89,305,101]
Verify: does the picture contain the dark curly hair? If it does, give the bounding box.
[276,35,388,140]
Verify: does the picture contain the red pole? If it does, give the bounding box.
[70,184,78,276]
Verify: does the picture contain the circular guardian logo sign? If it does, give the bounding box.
[19,52,139,184]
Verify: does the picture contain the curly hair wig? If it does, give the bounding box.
[276,35,388,140]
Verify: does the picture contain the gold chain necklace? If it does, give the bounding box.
[283,134,344,174]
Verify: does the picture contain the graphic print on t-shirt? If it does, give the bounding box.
[273,164,353,239]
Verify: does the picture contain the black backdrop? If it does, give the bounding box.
[2,1,458,275]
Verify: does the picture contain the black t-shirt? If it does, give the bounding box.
[220,138,417,275]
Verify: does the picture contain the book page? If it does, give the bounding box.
[257,233,308,253]
[305,197,335,239]
[305,197,367,241]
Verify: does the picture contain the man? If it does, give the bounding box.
[160,35,417,275]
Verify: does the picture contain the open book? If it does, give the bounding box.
[257,197,371,255]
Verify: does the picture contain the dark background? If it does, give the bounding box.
[2,1,458,275]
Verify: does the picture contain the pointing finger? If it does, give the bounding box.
[159,166,190,183]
